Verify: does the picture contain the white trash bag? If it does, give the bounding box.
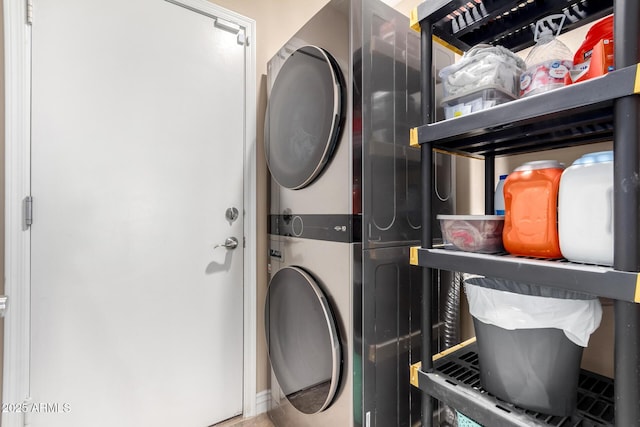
[464,276,602,347]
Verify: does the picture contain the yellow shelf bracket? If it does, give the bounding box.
[409,338,478,388]
[433,35,464,56]
[410,361,422,387]
[433,337,477,361]
[410,127,419,148]
[408,8,464,56]
[410,8,421,33]
[410,246,419,265]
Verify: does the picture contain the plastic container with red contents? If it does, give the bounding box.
[503,160,564,258]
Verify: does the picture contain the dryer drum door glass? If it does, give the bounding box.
[265,46,344,190]
[265,266,341,414]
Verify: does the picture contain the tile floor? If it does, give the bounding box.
[213,414,275,427]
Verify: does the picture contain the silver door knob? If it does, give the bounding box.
[225,207,239,222]
[214,237,238,250]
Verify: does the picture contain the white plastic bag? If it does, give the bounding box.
[465,278,602,347]
[438,44,526,97]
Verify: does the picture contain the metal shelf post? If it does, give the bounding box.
[484,154,495,215]
[420,15,434,427]
[613,1,640,425]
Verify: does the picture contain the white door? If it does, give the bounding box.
[29,1,246,426]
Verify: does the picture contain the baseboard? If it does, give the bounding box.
[256,389,271,415]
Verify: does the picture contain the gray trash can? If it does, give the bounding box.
[464,277,602,416]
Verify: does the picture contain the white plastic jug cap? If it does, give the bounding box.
[534,14,566,42]
[572,150,614,165]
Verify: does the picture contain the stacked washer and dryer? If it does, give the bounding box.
[264,1,455,426]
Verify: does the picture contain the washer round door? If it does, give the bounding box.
[265,45,344,190]
[265,266,342,414]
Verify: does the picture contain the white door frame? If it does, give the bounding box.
[2,0,257,425]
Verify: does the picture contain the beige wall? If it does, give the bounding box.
[390,2,614,376]
[460,23,615,377]
[208,0,333,396]
[211,0,614,397]
[212,0,332,78]
[209,0,432,398]
[0,0,611,411]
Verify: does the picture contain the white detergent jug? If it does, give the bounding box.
[494,174,507,215]
[558,151,613,265]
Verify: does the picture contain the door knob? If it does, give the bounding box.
[214,237,239,250]
[225,207,239,222]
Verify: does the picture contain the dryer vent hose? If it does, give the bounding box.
[443,271,463,350]
[441,271,464,427]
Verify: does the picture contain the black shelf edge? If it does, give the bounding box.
[411,248,640,303]
[415,0,613,53]
[412,64,638,157]
[411,341,615,427]
[422,371,545,427]
[415,0,473,25]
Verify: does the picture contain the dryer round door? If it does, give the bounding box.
[265,266,341,414]
[265,45,344,190]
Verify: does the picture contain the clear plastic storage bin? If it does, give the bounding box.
[441,85,516,119]
[438,214,504,253]
[439,44,525,101]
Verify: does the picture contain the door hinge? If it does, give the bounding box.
[214,17,240,34]
[213,17,247,46]
[23,196,33,229]
[26,0,33,25]
[237,31,249,46]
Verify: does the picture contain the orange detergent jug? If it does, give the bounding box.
[567,15,614,84]
[503,160,564,258]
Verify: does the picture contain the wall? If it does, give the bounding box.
[213,0,615,400]
[391,1,613,376]
[208,0,332,398]
[0,0,612,414]
[414,11,615,376]
[491,24,614,378]
[210,0,453,403]
[211,0,457,402]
